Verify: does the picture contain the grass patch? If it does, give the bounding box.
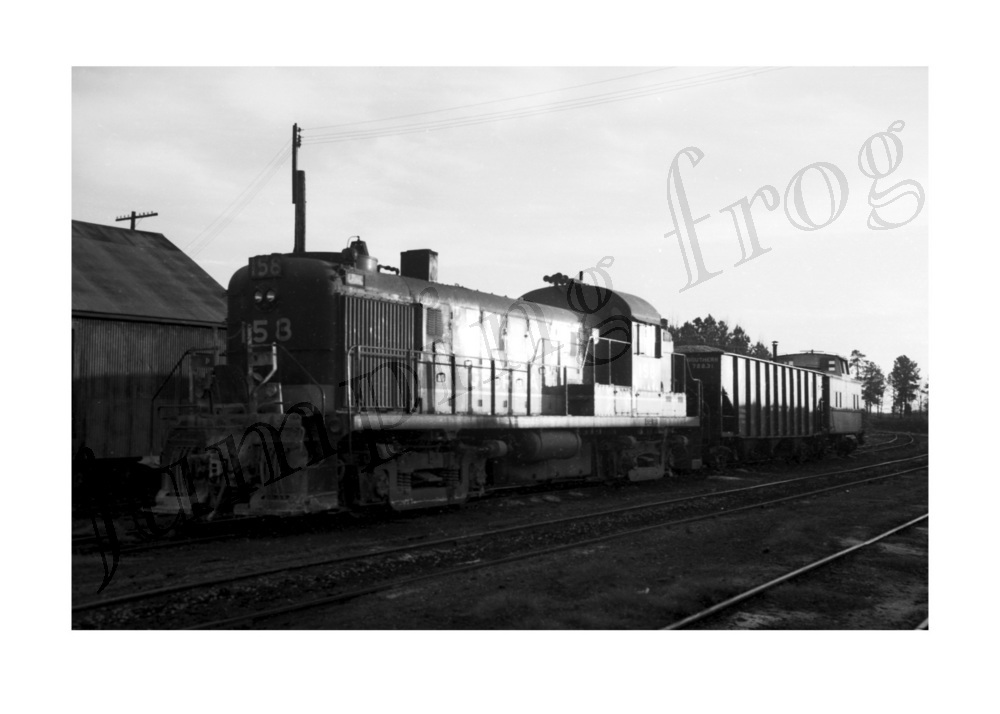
[760,580,860,613]
[545,556,635,599]
[462,590,549,628]
[869,414,928,434]
[456,561,749,629]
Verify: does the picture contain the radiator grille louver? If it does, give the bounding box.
[426,308,443,338]
[343,296,415,409]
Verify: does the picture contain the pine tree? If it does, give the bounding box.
[860,360,886,412]
[728,325,751,355]
[849,349,867,378]
[888,355,921,416]
[749,341,772,359]
[667,314,771,358]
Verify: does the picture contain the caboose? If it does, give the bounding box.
[152,239,703,517]
[775,351,865,437]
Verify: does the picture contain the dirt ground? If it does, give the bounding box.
[276,468,928,629]
[73,441,928,629]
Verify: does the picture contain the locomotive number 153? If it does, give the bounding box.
[244,318,293,343]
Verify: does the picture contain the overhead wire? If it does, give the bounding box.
[305,67,675,132]
[187,142,291,255]
[185,140,292,256]
[301,67,783,145]
[304,67,745,141]
[302,67,779,143]
[187,68,782,252]
[302,67,744,142]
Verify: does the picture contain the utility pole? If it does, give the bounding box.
[115,210,158,231]
[292,123,306,254]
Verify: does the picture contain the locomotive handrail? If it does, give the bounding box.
[149,347,217,450]
[275,342,327,416]
[345,343,581,417]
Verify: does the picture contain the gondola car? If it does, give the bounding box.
[674,345,865,467]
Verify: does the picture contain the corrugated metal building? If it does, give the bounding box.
[72,220,227,461]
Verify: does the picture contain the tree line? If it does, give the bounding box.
[666,314,773,359]
[849,350,926,416]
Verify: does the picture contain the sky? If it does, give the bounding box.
[72,66,928,387]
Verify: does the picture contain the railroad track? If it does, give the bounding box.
[858,432,900,450]
[72,433,925,558]
[859,429,929,451]
[73,452,928,629]
[661,512,929,630]
[867,430,929,450]
[70,475,631,557]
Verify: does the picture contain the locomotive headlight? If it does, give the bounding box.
[253,290,264,305]
[265,289,277,303]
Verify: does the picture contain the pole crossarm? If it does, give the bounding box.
[115,211,159,230]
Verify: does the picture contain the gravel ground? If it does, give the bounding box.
[276,468,928,629]
[72,436,928,629]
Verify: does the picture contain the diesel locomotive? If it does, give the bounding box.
[152,239,705,517]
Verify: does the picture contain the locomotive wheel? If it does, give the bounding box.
[785,440,807,464]
[835,435,858,456]
[707,446,731,471]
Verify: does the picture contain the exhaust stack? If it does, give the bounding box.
[400,249,439,282]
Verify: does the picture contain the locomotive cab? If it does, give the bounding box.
[519,283,686,419]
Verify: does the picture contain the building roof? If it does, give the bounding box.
[72,220,226,325]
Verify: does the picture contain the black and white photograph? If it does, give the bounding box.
[70,65,930,632]
[13,2,994,710]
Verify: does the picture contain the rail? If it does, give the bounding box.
[662,512,929,630]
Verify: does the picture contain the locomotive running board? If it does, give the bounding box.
[349,414,700,431]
